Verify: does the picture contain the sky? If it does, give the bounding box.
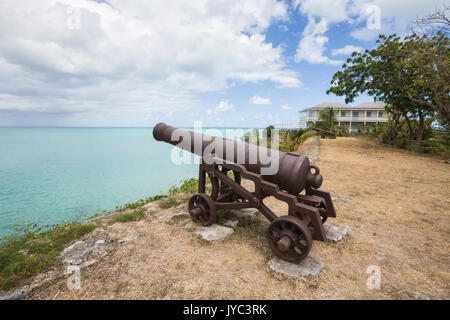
[0,0,446,127]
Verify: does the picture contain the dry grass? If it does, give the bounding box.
[30,137,449,300]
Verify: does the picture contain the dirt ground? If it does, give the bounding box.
[31,137,449,300]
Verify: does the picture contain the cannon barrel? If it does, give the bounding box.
[153,122,323,195]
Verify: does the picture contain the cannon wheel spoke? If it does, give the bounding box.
[266,215,312,262]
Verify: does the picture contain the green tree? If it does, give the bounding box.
[317,107,338,132]
[327,31,449,146]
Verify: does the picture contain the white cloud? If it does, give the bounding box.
[207,100,234,114]
[293,5,345,65]
[281,105,290,110]
[331,45,362,56]
[293,0,442,66]
[294,33,343,65]
[293,0,351,24]
[250,96,271,105]
[0,0,300,125]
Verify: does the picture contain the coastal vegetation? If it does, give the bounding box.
[0,177,201,292]
[278,129,317,152]
[109,207,146,224]
[242,126,319,152]
[0,221,96,291]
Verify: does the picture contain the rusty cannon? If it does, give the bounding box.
[153,123,336,262]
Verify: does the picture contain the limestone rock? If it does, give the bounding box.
[168,213,190,225]
[406,289,439,300]
[229,208,259,220]
[268,256,323,279]
[323,224,347,242]
[61,237,115,266]
[224,220,238,228]
[158,211,181,221]
[332,197,354,203]
[0,286,30,300]
[196,224,233,241]
[29,270,61,291]
[61,241,90,265]
[119,231,141,243]
[184,221,197,230]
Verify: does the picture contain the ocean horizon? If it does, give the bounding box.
[0,126,264,238]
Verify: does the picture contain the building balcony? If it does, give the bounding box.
[299,116,388,123]
[338,116,388,122]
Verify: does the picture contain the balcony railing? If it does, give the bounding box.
[299,116,388,122]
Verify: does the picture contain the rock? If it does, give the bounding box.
[0,286,30,300]
[184,221,196,229]
[91,228,108,238]
[332,197,354,203]
[323,224,347,242]
[119,231,141,243]
[268,256,323,279]
[196,224,234,241]
[406,289,439,300]
[158,211,180,221]
[61,241,90,265]
[229,208,259,220]
[224,220,238,228]
[61,237,115,266]
[168,213,190,225]
[29,270,61,291]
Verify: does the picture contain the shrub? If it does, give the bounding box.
[392,137,409,149]
[168,177,198,195]
[334,126,349,137]
[109,207,146,224]
[358,124,370,135]
[158,198,180,209]
[279,130,317,152]
[421,140,449,156]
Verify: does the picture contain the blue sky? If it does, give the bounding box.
[0,0,445,127]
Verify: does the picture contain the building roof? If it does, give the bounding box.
[300,102,386,111]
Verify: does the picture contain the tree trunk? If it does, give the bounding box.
[402,111,413,150]
[385,112,400,145]
[417,110,425,143]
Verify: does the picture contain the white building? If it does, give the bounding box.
[298,102,388,132]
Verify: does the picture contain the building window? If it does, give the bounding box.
[341,111,346,117]
[367,111,371,117]
[378,111,383,117]
[352,111,359,117]
[309,111,314,117]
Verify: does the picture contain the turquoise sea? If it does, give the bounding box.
[0,127,255,237]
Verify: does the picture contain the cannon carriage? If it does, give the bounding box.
[153,123,336,262]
